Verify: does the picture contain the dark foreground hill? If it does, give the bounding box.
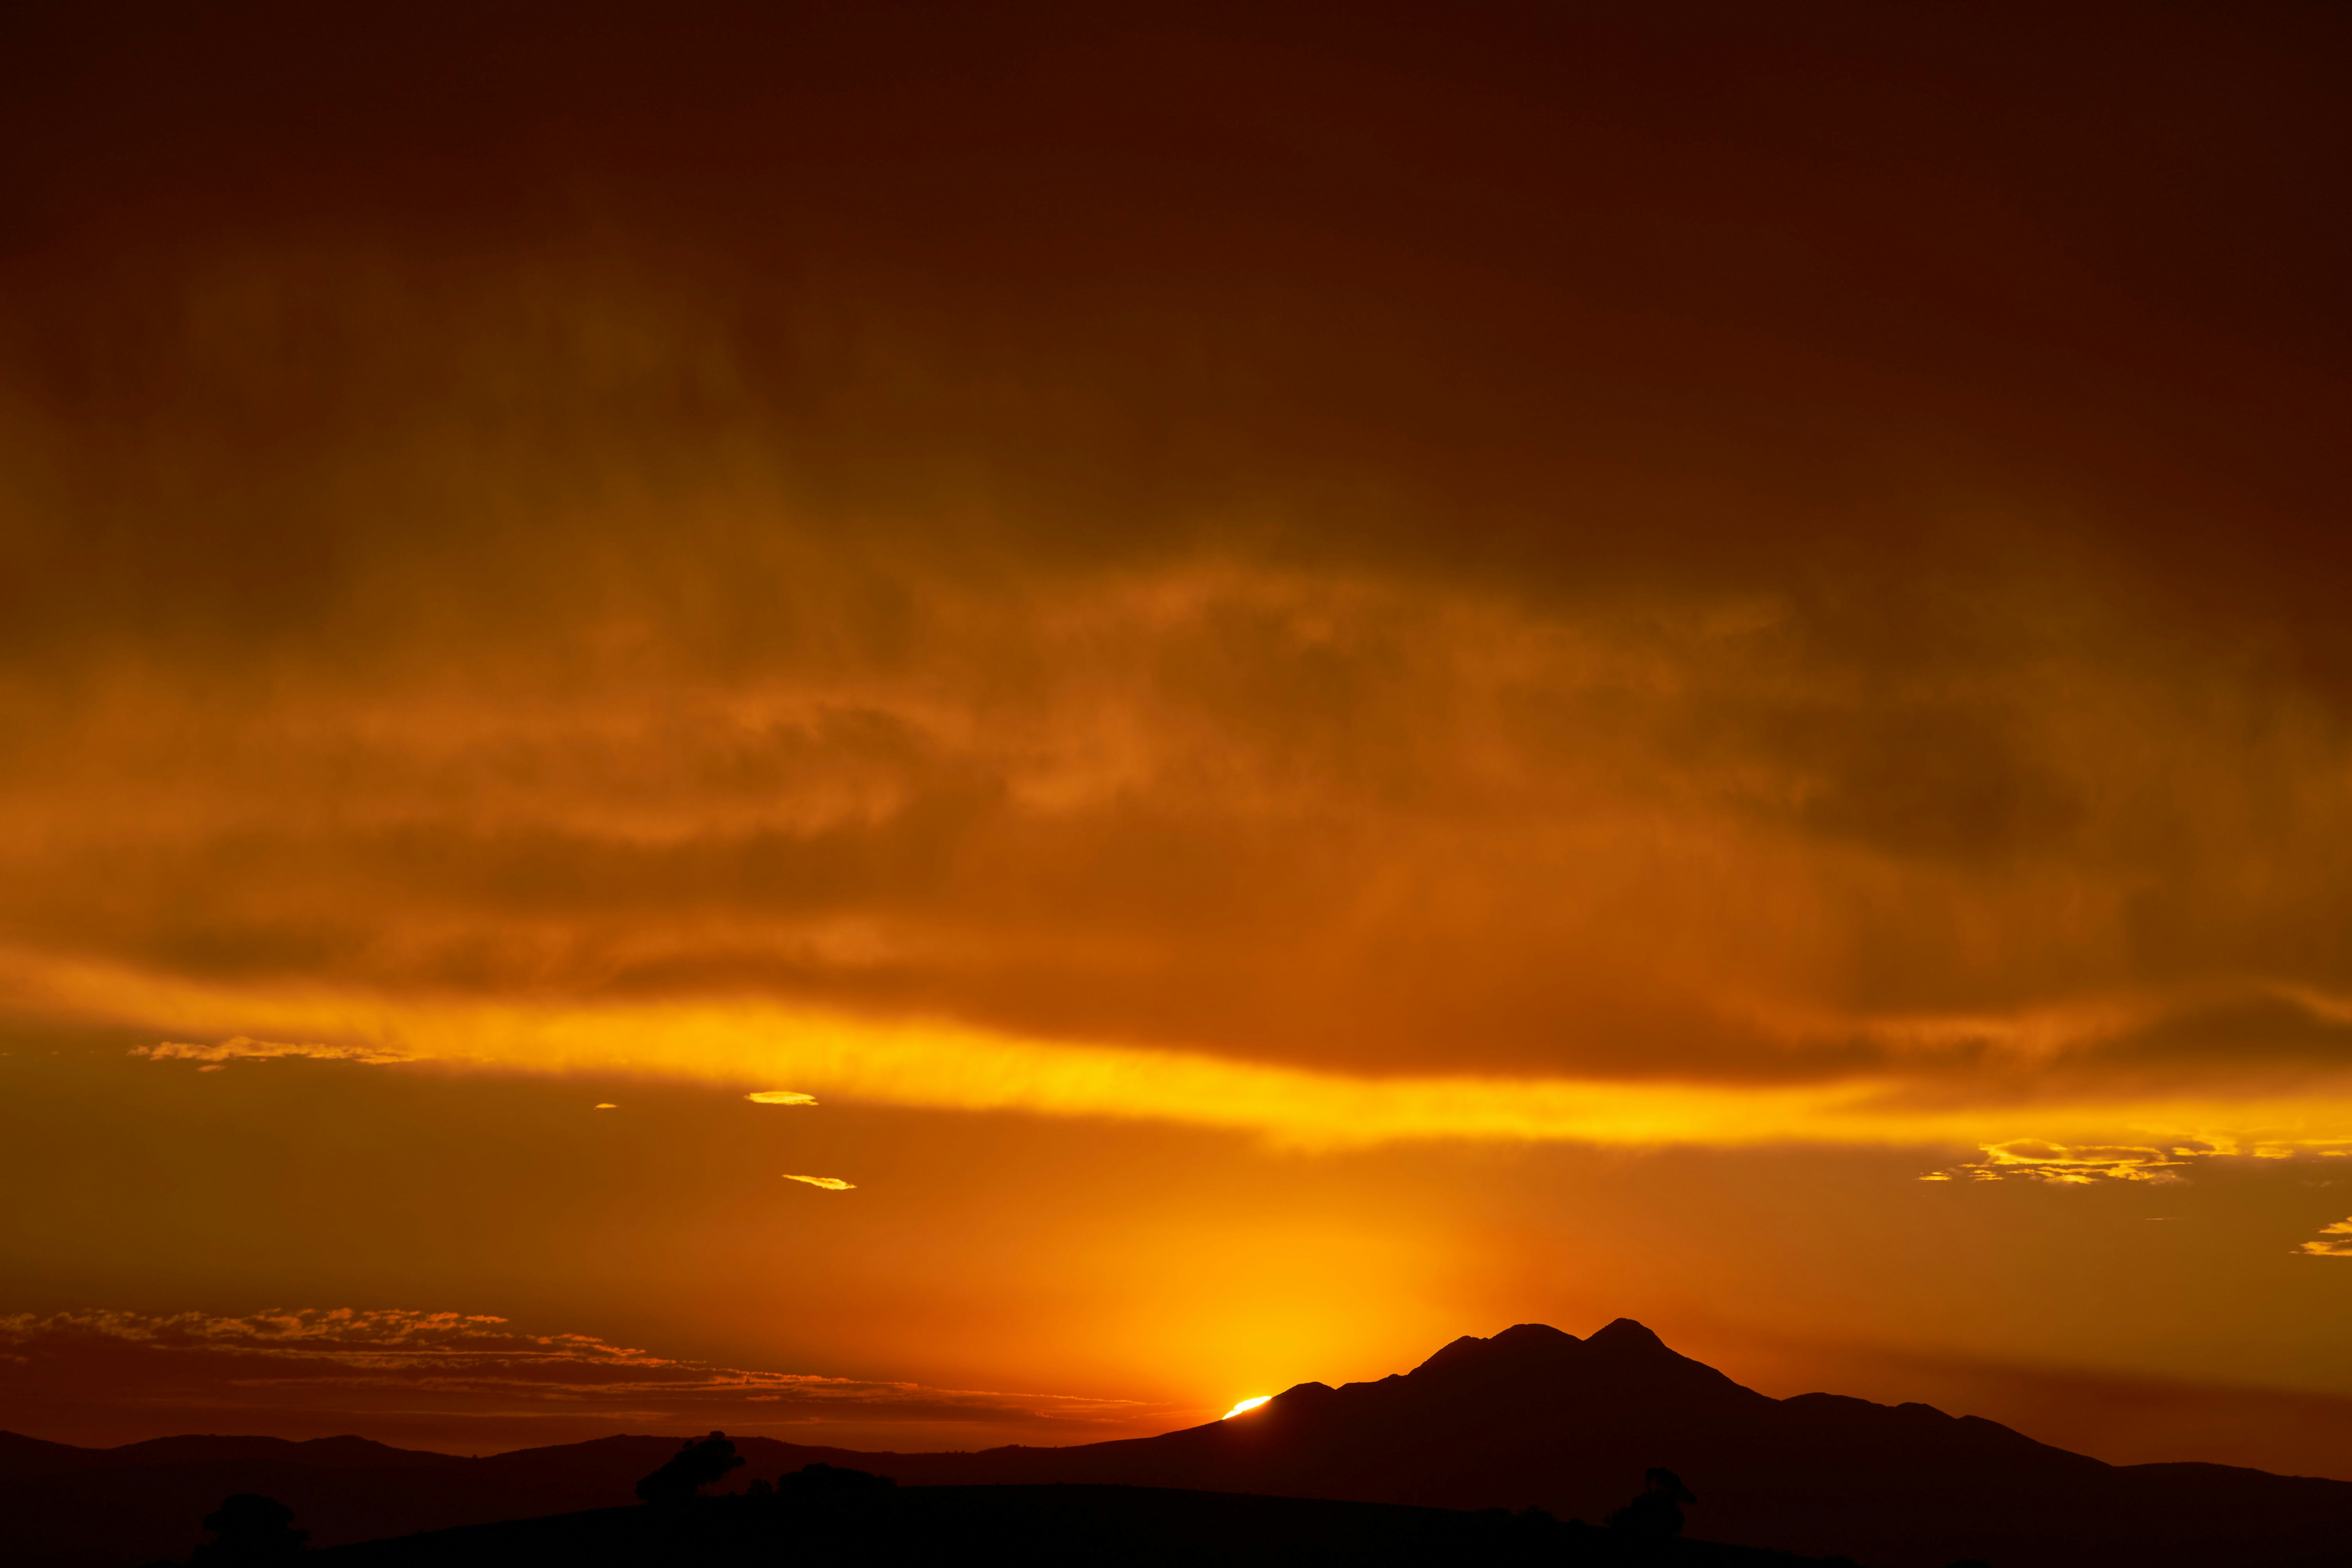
[8,1319,2352,1567]
[310,1484,1824,1568]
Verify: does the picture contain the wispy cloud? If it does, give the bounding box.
[134,1038,410,1066]
[2297,1220,2352,1258]
[781,1174,854,1191]
[0,1308,1145,1432]
[1921,1134,2352,1185]
[1921,1139,2189,1185]
[746,1091,817,1105]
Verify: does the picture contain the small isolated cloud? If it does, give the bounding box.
[134,1037,409,1066]
[1927,1139,2187,1185]
[747,1090,818,1105]
[2297,1219,2352,1257]
[782,1174,855,1191]
[1922,1133,2352,1187]
[593,1103,617,1110]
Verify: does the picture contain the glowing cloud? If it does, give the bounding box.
[24,957,2352,1156]
[1923,1136,2352,1186]
[782,1174,855,1191]
[2297,1220,2352,1258]
[1923,1140,2188,1185]
[747,1091,818,1106]
[594,1103,617,1110]
[134,1037,410,1066]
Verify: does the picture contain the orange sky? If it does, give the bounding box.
[6,0,2352,1477]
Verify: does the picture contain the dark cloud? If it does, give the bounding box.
[0,3,2347,1111]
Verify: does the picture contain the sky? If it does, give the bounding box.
[6,0,2352,1476]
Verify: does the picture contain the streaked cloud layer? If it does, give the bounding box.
[134,1038,410,1067]
[4,276,2348,1149]
[68,962,2352,1154]
[1,7,2344,1153]
[0,1308,1147,1451]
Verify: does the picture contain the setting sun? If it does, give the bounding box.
[1222,1397,1272,1421]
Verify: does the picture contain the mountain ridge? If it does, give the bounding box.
[6,1320,2351,1568]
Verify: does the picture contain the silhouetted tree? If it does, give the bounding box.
[635,1431,746,1504]
[189,1494,307,1564]
[1604,1467,1696,1540]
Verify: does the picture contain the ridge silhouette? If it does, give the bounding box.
[7,1321,2352,1567]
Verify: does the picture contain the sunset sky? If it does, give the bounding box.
[7,1,2352,1479]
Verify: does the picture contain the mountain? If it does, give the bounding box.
[0,1434,463,1475]
[866,1319,2352,1566]
[6,1320,2352,1567]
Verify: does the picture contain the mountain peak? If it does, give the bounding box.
[1410,1323,1579,1377]
[1490,1322,1578,1349]
[1413,1334,1491,1373]
[1585,1317,1667,1352]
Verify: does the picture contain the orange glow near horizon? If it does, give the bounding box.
[1222,1397,1272,1420]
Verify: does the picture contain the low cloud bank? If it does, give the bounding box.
[0,1308,1154,1452]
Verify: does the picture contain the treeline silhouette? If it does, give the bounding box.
[135,1446,1880,1568]
[182,1494,308,1565]
[632,1433,744,1505]
[1608,1467,1699,1541]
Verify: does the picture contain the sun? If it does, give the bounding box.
[1221,1395,1272,1420]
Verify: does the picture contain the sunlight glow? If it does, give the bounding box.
[1222,1395,1271,1419]
[40,951,2352,1156]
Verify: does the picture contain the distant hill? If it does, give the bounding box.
[0,1433,464,1475]
[7,1319,2352,1567]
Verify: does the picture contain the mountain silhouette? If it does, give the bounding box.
[844,1319,2352,1565]
[6,1321,2351,1566]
